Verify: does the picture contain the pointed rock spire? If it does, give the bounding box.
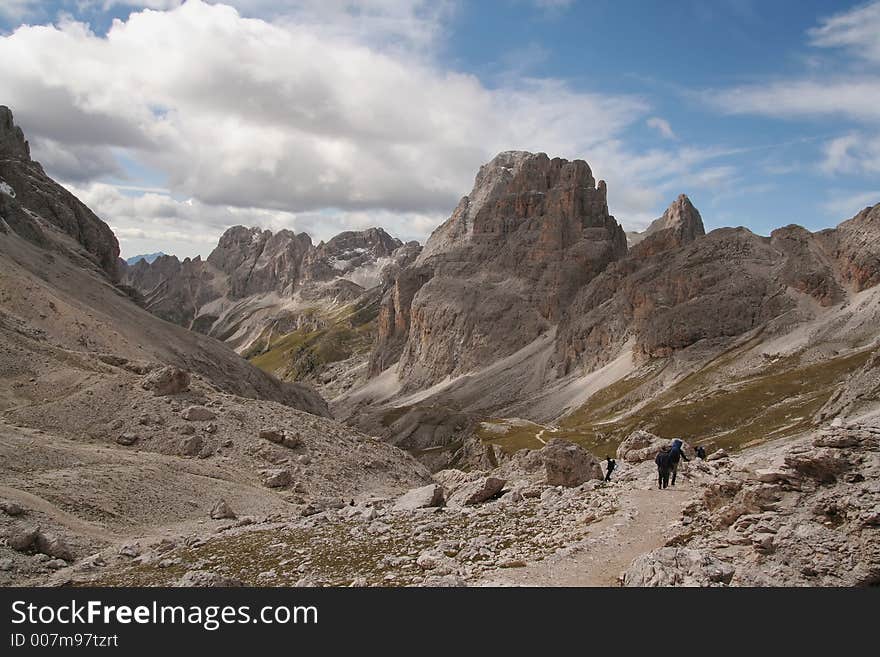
[0,106,31,161]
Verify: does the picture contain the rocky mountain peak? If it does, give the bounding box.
[646,194,705,240]
[418,150,613,263]
[0,106,31,161]
[629,193,706,257]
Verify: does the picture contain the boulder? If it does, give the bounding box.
[259,428,302,449]
[616,430,668,464]
[210,499,236,520]
[181,406,216,422]
[541,439,604,486]
[3,525,39,552]
[118,543,141,558]
[0,499,24,516]
[178,435,204,457]
[35,531,74,561]
[141,366,191,396]
[707,448,729,461]
[447,477,506,506]
[116,432,139,446]
[393,484,445,511]
[623,547,734,587]
[262,469,292,488]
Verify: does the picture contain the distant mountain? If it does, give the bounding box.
[125,251,166,265]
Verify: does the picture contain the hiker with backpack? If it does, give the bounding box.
[604,456,616,481]
[655,438,689,489]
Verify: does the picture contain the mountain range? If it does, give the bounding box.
[2,105,878,587]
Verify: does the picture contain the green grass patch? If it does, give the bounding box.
[549,348,872,456]
[248,304,378,381]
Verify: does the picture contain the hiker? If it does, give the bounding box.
[655,438,690,489]
[604,456,616,482]
[695,445,706,460]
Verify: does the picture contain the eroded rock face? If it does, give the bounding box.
[830,203,880,292]
[553,227,792,375]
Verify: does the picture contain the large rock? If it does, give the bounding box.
[34,531,74,561]
[447,477,506,506]
[3,525,39,552]
[541,439,604,486]
[181,406,216,421]
[0,499,24,516]
[141,366,191,396]
[210,499,236,520]
[616,430,670,464]
[259,428,302,449]
[622,548,734,587]
[393,484,445,511]
[262,469,292,488]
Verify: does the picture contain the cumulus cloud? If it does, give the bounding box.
[646,117,676,139]
[2,0,727,255]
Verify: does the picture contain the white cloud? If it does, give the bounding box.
[646,116,676,139]
[706,78,880,123]
[821,133,880,175]
[701,2,880,183]
[2,0,727,254]
[808,0,880,64]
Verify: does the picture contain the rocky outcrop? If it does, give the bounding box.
[0,107,30,161]
[0,106,120,275]
[660,421,880,586]
[829,203,880,292]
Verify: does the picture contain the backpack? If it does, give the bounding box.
[655,446,671,468]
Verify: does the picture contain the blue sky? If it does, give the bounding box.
[1,1,878,258]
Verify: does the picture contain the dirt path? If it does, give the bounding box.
[479,483,693,587]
